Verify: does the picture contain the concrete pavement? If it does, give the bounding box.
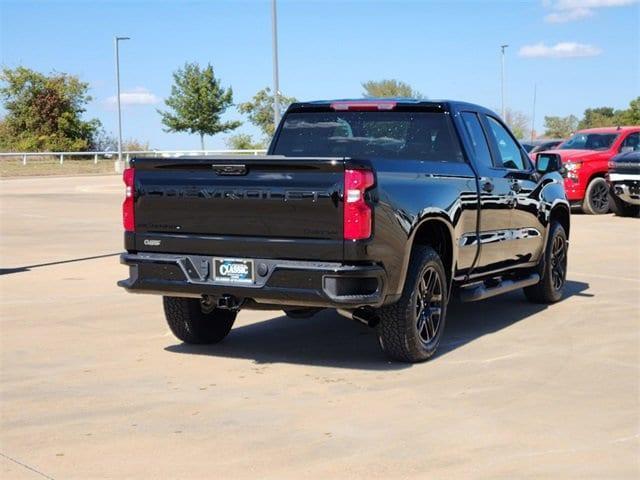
[1,175,638,479]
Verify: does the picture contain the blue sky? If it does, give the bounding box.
[1,0,638,149]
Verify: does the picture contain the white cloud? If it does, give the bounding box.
[104,87,160,107]
[552,0,638,8]
[545,7,593,22]
[518,42,603,58]
[543,0,639,23]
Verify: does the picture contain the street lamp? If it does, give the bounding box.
[271,0,281,127]
[531,83,537,141]
[500,44,508,120]
[114,35,130,172]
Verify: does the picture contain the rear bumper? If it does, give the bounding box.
[118,252,387,309]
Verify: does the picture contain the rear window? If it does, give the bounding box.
[272,111,464,162]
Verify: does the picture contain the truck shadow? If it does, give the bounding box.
[0,253,120,276]
[441,279,591,357]
[165,280,590,370]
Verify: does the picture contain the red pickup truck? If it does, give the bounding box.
[536,126,640,214]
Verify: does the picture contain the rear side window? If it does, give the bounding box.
[460,112,493,168]
[485,116,528,170]
[272,111,464,162]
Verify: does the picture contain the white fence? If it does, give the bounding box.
[0,149,268,165]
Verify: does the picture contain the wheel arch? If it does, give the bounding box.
[586,170,607,187]
[549,203,570,240]
[405,216,456,287]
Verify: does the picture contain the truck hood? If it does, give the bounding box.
[611,151,640,164]
[610,151,640,174]
[542,149,601,162]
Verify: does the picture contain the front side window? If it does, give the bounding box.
[485,116,527,170]
[272,111,464,162]
[560,132,618,151]
[620,132,639,152]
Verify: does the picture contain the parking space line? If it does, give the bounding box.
[0,451,56,480]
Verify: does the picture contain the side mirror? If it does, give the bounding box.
[536,153,564,175]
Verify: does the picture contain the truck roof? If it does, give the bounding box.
[288,98,497,116]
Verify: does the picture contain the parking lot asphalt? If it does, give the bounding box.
[1,175,638,479]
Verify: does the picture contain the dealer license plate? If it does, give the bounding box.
[213,258,254,284]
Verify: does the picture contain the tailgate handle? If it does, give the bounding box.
[212,164,247,176]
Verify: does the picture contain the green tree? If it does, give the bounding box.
[237,87,296,139]
[617,97,640,125]
[543,115,579,138]
[0,66,100,151]
[361,79,424,99]
[578,107,618,129]
[158,62,240,149]
[225,133,266,150]
[576,98,640,128]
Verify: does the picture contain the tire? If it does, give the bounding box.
[163,296,236,344]
[376,246,448,363]
[524,222,568,304]
[610,193,640,217]
[582,177,610,215]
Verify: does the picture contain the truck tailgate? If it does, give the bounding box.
[131,155,345,259]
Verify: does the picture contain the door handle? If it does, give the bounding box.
[481,180,494,193]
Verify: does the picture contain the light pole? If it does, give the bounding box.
[271,0,281,127]
[114,35,130,172]
[500,44,508,120]
[531,83,537,141]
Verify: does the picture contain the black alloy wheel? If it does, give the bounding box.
[523,221,568,304]
[585,178,610,214]
[415,266,444,346]
[376,245,448,362]
[550,234,567,292]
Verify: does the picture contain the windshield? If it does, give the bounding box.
[560,133,618,151]
[272,111,464,162]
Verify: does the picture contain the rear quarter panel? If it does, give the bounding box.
[350,158,478,297]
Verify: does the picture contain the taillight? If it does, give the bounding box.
[344,169,375,240]
[122,167,135,231]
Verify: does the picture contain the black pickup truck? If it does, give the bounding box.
[119,99,570,362]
